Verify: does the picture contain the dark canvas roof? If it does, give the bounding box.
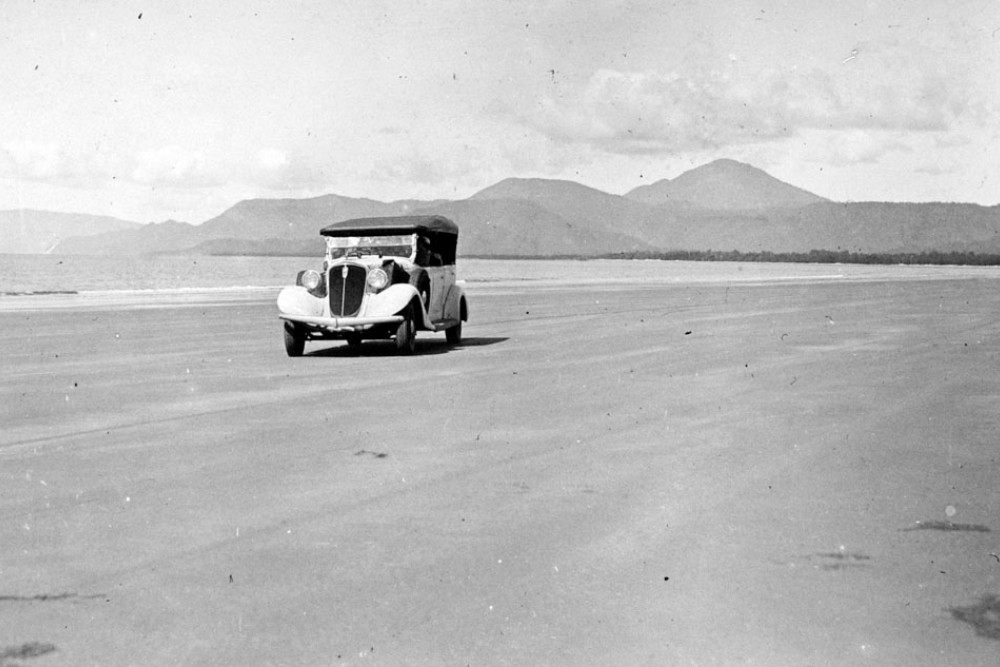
[320,215,458,238]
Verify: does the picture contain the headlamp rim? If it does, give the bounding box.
[367,267,390,290]
[301,269,322,291]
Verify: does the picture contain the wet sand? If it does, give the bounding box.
[2,271,999,665]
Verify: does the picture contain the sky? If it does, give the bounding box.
[1,0,998,223]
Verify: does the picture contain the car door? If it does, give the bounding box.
[427,265,449,322]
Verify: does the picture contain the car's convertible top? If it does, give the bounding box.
[320,215,458,238]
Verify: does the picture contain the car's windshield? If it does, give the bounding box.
[326,234,414,259]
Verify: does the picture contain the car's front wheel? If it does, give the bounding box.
[395,304,416,355]
[284,322,305,357]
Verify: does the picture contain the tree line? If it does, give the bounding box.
[596,249,1000,266]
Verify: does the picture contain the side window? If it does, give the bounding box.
[415,235,432,265]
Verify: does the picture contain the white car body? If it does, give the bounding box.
[277,215,467,355]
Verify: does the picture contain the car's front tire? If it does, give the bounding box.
[395,304,416,355]
[284,322,305,357]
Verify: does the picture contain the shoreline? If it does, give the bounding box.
[4,259,1000,312]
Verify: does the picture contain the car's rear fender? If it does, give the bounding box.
[442,283,467,322]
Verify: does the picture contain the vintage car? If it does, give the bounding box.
[277,215,468,356]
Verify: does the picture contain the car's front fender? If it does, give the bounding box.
[277,285,324,318]
[366,284,429,327]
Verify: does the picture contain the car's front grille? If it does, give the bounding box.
[328,265,366,316]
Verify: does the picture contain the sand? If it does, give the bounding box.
[2,269,999,665]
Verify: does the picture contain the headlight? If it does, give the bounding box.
[367,267,389,290]
[301,269,322,291]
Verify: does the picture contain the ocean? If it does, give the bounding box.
[2,254,999,310]
[0,254,314,294]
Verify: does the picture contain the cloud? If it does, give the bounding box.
[0,139,127,189]
[519,61,975,155]
[933,134,974,149]
[255,148,289,171]
[914,163,959,176]
[365,147,489,198]
[238,148,336,193]
[130,146,222,187]
[0,141,73,180]
[800,130,914,167]
[243,148,292,188]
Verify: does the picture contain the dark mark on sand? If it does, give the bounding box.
[816,552,872,561]
[903,521,991,533]
[0,593,103,603]
[783,551,873,571]
[814,551,872,571]
[949,594,1000,640]
[354,450,388,459]
[0,642,57,665]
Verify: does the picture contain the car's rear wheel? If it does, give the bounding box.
[395,304,416,355]
[345,334,363,348]
[445,320,462,345]
[284,322,305,357]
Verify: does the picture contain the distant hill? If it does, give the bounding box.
[411,198,651,256]
[61,219,208,255]
[57,195,428,256]
[197,194,426,240]
[181,237,325,256]
[639,201,1000,254]
[10,158,995,258]
[181,198,654,258]
[472,177,654,224]
[625,159,828,210]
[0,210,142,254]
[58,185,656,257]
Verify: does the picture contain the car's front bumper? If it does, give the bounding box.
[279,312,405,332]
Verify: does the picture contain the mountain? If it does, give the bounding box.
[783,202,1000,253]
[411,198,650,256]
[635,201,1000,254]
[176,198,653,257]
[197,194,426,239]
[57,184,654,257]
[57,195,429,256]
[59,219,208,255]
[18,158,1000,258]
[625,158,828,210]
[471,177,657,237]
[0,210,142,254]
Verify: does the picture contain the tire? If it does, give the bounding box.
[446,320,462,344]
[395,304,416,355]
[345,334,363,348]
[284,322,305,357]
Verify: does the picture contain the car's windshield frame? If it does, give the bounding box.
[325,234,416,260]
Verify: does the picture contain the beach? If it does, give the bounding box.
[2,264,999,665]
